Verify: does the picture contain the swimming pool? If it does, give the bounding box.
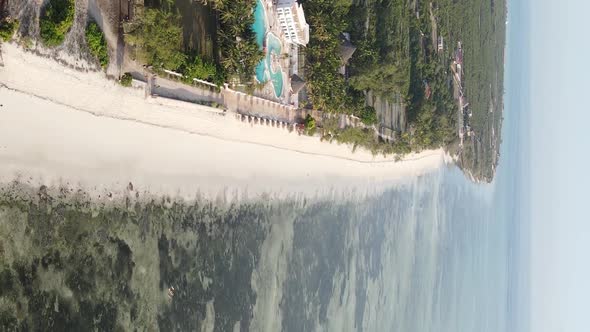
[252,0,284,98]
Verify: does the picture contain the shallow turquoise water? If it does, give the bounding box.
[0,167,516,331]
[253,1,266,48]
[253,0,267,83]
[252,0,283,98]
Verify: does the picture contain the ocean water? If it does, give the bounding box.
[0,164,517,331]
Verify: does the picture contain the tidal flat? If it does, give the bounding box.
[0,168,511,332]
[0,181,377,331]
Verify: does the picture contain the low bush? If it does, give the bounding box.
[0,18,19,41]
[39,0,75,47]
[85,21,109,68]
[180,55,216,84]
[304,114,317,135]
[120,73,133,87]
[358,106,378,126]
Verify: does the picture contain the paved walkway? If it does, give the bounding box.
[152,75,224,105]
[222,87,303,122]
[119,49,315,124]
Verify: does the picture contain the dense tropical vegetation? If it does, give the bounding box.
[298,0,454,155]
[207,0,264,83]
[298,0,351,113]
[126,0,262,86]
[300,0,505,179]
[126,6,220,83]
[39,0,75,47]
[125,9,187,70]
[85,21,109,69]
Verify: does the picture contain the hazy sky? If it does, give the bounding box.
[529,0,590,331]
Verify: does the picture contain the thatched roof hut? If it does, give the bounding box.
[290,74,306,94]
[339,33,357,64]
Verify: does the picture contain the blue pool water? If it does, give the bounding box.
[266,34,284,97]
[252,0,284,98]
[253,1,266,56]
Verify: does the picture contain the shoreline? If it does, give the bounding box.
[0,43,445,201]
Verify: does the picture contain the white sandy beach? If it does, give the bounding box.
[0,43,444,200]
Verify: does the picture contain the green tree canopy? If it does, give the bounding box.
[349,63,408,96]
[180,55,217,83]
[85,21,109,69]
[0,18,19,42]
[214,0,264,82]
[39,0,75,47]
[358,106,378,126]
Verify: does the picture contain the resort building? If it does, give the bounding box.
[437,36,444,52]
[339,33,357,75]
[290,74,306,95]
[276,0,310,46]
